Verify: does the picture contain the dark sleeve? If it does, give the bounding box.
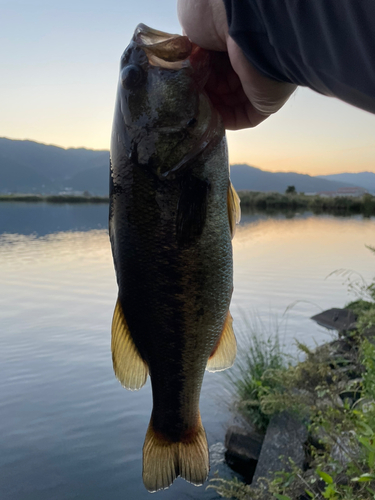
[222,0,375,114]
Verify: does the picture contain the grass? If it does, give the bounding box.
[238,191,375,216]
[212,331,375,499]
[211,248,375,499]
[225,314,291,432]
[1,191,374,215]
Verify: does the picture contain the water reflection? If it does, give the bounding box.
[1,206,375,499]
[0,202,108,236]
[232,213,375,351]
[0,224,230,499]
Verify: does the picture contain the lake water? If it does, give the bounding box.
[1,203,375,499]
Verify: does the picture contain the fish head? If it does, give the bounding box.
[112,23,222,178]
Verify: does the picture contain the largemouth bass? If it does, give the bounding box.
[109,23,240,492]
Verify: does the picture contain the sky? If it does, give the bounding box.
[1,0,374,176]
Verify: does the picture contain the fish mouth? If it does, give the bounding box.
[133,23,193,68]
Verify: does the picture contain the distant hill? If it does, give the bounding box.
[0,137,109,194]
[68,165,109,194]
[0,154,54,193]
[317,172,375,193]
[1,137,373,195]
[230,164,366,194]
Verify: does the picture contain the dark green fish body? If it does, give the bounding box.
[109,24,239,492]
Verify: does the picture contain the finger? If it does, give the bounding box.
[211,100,270,130]
[204,52,269,128]
[205,53,242,96]
[227,36,297,116]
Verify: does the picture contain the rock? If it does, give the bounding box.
[310,308,357,331]
[252,411,308,486]
[225,425,264,461]
[224,425,264,482]
[331,432,361,467]
[314,339,356,368]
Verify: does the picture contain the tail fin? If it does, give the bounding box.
[142,413,209,492]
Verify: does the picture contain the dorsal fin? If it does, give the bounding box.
[206,311,237,372]
[111,298,148,390]
[227,181,241,238]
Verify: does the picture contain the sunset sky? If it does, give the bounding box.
[1,0,374,176]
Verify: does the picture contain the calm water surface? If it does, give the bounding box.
[1,203,375,499]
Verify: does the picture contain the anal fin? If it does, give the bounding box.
[111,298,148,390]
[227,181,241,238]
[142,412,209,492]
[206,311,237,372]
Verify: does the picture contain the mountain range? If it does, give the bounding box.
[0,137,109,195]
[230,164,375,194]
[1,137,374,195]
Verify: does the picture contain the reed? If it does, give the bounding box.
[238,191,375,215]
[226,314,290,431]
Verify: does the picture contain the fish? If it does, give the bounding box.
[109,23,240,492]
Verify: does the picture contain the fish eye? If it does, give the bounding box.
[121,64,143,90]
[187,118,197,127]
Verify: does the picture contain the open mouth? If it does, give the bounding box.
[133,23,193,68]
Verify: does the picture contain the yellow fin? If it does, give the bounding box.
[142,413,209,492]
[111,298,148,390]
[227,181,241,238]
[206,312,237,372]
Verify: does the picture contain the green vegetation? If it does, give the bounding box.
[211,248,375,500]
[0,194,109,203]
[225,316,290,432]
[238,191,375,216]
[1,191,374,216]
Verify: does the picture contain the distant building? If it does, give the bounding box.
[335,187,368,197]
[318,187,368,198]
[318,191,336,198]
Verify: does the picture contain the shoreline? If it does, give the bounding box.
[1,191,375,216]
[0,194,109,203]
[213,295,375,499]
[238,190,375,215]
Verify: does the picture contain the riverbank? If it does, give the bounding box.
[238,191,375,216]
[212,255,375,500]
[1,191,374,216]
[0,194,109,203]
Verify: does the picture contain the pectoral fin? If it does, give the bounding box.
[111,298,148,390]
[227,181,241,238]
[206,312,237,372]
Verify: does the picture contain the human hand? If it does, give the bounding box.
[177,0,297,130]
